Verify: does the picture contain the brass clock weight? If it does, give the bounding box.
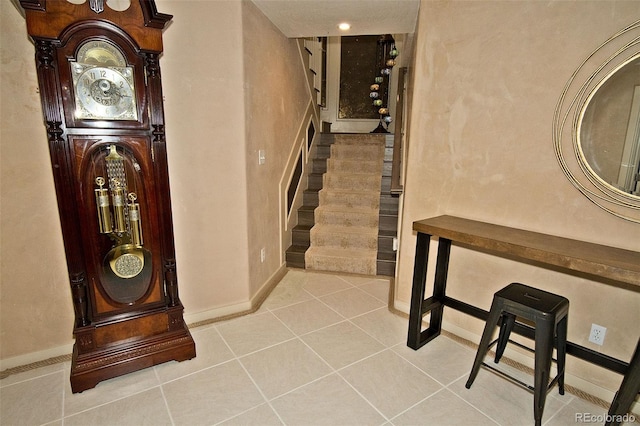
[19,0,196,392]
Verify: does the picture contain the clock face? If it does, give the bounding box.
[71,41,138,121]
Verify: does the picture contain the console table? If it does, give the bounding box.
[407,215,640,425]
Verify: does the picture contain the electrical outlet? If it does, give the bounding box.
[589,324,606,346]
[260,248,266,263]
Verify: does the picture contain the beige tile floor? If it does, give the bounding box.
[0,270,627,425]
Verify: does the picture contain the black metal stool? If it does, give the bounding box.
[465,283,569,426]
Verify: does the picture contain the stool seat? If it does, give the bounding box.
[495,283,569,316]
[465,283,569,426]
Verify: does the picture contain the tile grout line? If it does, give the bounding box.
[276,277,394,349]
[157,375,177,426]
[269,307,392,424]
[385,387,449,426]
[59,367,67,426]
[441,377,504,426]
[213,321,287,426]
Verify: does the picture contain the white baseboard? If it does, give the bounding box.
[184,264,287,326]
[2,265,289,374]
[183,301,253,325]
[0,343,73,371]
[393,299,639,416]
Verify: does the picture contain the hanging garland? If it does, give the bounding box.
[369,35,399,133]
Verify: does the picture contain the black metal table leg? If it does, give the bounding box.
[407,234,452,350]
[606,337,640,426]
[407,232,430,349]
[429,238,451,334]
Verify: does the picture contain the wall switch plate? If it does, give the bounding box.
[260,248,266,263]
[258,150,266,165]
[589,323,606,346]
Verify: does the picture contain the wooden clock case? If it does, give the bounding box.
[19,0,196,392]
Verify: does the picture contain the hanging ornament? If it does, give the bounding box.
[373,99,383,106]
[370,84,380,91]
[369,91,379,99]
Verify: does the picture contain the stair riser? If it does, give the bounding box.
[310,231,378,250]
[308,174,323,190]
[316,146,331,159]
[303,190,319,206]
[330,145,384,162]
[308,190,397,209]
[319,190,380,209]
[292,228,310,246]
[327,159,381,174]
[312,159,327,174]
[376,260,396,277]
[298,209,315,226]
[319,134,336,145]
[378,235,395,252]
[285,251,306,269]
[323,174,382,191]
[306,254,377,276]
[380,176,391,192]
[380,197,398,216]
[382,161,393,177]
[379,215,398,232]
[384,147,393,161]
[315,210,379,228]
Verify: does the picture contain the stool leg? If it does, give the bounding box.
[556,315,568,395]
[466,299,503,389]
[494,313,516,363]
[606,338,640,426]
[533,318,555,426]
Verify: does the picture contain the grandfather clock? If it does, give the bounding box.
[19,0,196,392]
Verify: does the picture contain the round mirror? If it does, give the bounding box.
[579,54,640,198]
[553,19,640,223]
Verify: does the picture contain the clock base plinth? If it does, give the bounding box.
[70,308,195,393]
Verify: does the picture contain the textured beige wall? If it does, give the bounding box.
[0,3,76,361]
[0,0,311,364]
[241,0,313,295]
[157,0,251,315]
[397,0,640,396]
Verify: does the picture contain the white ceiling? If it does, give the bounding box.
[250,0,420,38]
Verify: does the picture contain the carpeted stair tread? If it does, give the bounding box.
[305,246,378,275]
[310,223,379,236]
[314,207,378,228]
[306,246,377,258]
[330,147,384,162]
[310,224,378,250]
[305,134,385,276]
[319,189,380,209]
[323,173,382,191]
[327,158,381,174]
[314,204,379,215]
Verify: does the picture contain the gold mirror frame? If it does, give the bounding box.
[553,19,640,223]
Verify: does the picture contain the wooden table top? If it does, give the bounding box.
[413,215,640,288]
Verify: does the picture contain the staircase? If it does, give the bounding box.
[285,133,399,276]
